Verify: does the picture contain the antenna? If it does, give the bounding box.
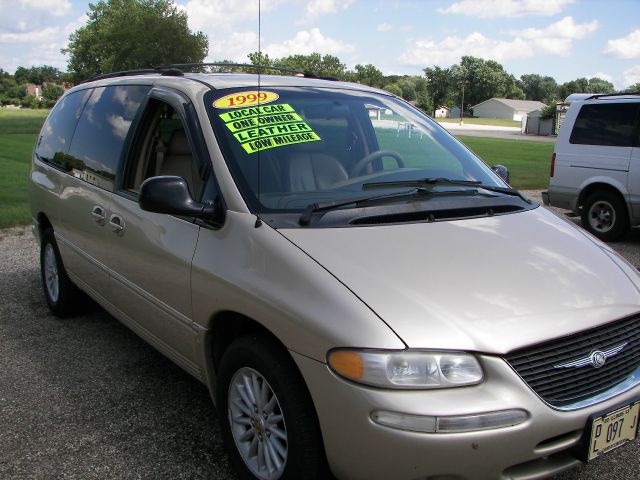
[256,0,262,226]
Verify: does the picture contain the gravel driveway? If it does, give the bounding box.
[1,196,639,480]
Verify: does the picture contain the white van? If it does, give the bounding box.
[543,93,640,241]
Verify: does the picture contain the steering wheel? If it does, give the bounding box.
[350,150,405,177]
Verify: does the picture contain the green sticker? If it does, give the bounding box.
[218,103,321,154]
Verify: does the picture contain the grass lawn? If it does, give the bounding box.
[457,135,553,190]
[0,108,49,134]
[0,133,38,228]
[0,109,48,228]
[437,117,521,127]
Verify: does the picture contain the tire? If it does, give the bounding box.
[216,333,330,480]
[40,229,85,317]
[580,191,629,242]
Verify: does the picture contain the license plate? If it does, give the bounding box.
[588,401,640,461]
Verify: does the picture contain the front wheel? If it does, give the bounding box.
[216,334,329,480]
[581,191,629,242]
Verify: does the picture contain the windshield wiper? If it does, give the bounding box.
[363,178,532,204]
[363,178,481,190]
[298,188,476,225]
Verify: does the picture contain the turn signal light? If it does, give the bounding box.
[328,350,364,380]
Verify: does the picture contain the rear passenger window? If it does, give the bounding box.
[35,89,92,166]
[66,85,150,191]
[570,103,639,147]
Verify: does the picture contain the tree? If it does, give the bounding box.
[42,85,65,107]
[423,66,452,116]
[624,83,640,93]
[586,77,615,94]
[456,56,520,107]
[384,83,402,97]
[279,53,347,79]
[63,0,208,82]
[396,78,417,101]
[351,64,385,88]
[519,74,558,103]
[14,65,61,85]
[557,77,615,100]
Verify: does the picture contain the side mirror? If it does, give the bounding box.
[139,176,224,226]
[491,164,510,183]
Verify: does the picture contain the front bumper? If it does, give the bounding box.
[292,352,640,480]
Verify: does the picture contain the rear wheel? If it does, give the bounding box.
[40,229,85,317]
[581,191,629,242]
[216,334,329,480]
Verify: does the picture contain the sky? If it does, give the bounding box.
[0,0,639,89]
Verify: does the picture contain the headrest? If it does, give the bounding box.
[166,129,192,156]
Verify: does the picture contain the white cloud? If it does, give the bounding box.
[604,29,640,59]
[400,32,533,66]
[377,22,393,32]
[400,16,598,66]
[516,16,598,41]
[208,32,260,62]
[0,15,86,72]
[181,0,294,33]
[17,0,71,16]
[0,27,62,44]
[300,0,356,23]
[588,72,613,82]
[623,65,640,87]
[438,0,574,18]
[264,28,354,58]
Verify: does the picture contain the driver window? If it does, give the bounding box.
[124,99,204,199]
[368,106,464,178]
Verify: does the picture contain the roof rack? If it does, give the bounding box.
[586,91,640,100]
[81,67,184,84]
[159,62,339,80]
[79,62,340,85]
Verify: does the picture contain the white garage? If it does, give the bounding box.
[471,98,547,121]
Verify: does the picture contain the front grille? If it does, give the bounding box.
[505,314,640,407]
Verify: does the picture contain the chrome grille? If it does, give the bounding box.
[505,315,640,407]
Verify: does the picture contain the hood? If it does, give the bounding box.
[281,207,640,354]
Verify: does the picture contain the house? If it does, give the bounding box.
[471,98,547,121]
[433,106,449,118]
[25,83,42,100]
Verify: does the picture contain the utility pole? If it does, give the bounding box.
[459,82,465,126]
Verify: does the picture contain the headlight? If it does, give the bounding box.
[327,349,483,389]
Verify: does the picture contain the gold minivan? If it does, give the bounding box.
[30,67,640,480]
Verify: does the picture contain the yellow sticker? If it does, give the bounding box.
[241,132,322,154]
[213,91,279,109]
[218,103,295,122]
[218,103,322,154]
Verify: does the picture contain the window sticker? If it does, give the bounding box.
[214,91,279,109]
[218,103,322,154]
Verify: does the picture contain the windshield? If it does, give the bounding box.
[204,87,504,213]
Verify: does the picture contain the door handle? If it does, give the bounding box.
[109,213,125,235]
[91,205,106,225]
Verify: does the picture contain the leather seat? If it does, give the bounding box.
[287,152,349,192]
[158,129,201,197]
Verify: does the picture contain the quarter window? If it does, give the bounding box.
[570,103,639,147]
[66,85,150,191]
[35,89,92,167]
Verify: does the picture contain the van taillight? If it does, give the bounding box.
[550,153,556,178]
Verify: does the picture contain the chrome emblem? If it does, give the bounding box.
[554,342,627,369]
